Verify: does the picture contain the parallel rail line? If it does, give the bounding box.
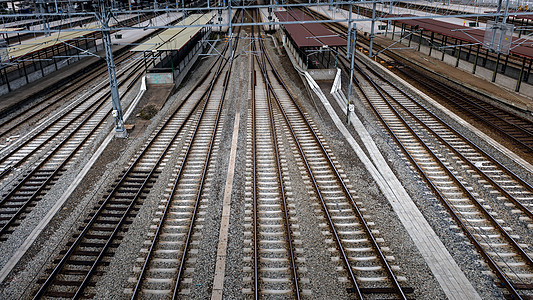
[31,55,218,298]
[129,26,234,298]
[32,11,241,299]
[245,21,303,298]
[394,64,533,156]
[259,32,409,298]
[310,7,533,161]
[0,54,146,239]
[0,51,134,143]
[353,53,533,299]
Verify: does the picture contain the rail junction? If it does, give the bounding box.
[0,0,532,299]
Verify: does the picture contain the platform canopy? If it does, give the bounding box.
[275,9,346,48]
[391,16,533,59]
[4,26,98,61]
[131,14,213,52]
[0,28,24,32]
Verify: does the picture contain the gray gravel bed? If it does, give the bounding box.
[2,28,525,300]
[263,34,444,299]
[346,51,514,299]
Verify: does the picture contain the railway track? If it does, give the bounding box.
[253,22,410,298]
[393,64,533,158]
[244,23,303,298]
[127,28,234,299]
[0,51,134,143]
[352,52,533,299]
[33,12,237,299]
[0,52,146,240]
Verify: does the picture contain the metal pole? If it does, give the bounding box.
[346,24,356,126]
[3,67,11,92]
[429,32,434,56]
[228,1,232,62]
[369,1,376,57]
[417,30,423,51]
[525,58,532,82]
[99,1,127,137]
[502,53,509,73]
[346,1,352,59]
[441,36,447,61]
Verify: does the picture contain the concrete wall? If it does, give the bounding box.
[146,73,173,85]
[308,69,337,81]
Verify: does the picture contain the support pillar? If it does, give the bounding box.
[492,53,501,82]
[346,23,356,126]
[346,1,353,58]
[38,51,45,77]
[525,58,532,82]
[408,26,413,47]
[3,67,11,92]
[441,36,447,61]
[473,45,480,74]
[99,2,126,138]
[455,41,462,68]
[516,56,526,92]
[417,30,423,52]
[428,32,434,56]
[369,1,376,57]
[22,61,29,83]
[52,46,58,70]
[483,48,489,67]
[502,53,509,73]
[452,38,457,56]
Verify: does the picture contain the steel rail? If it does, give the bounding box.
[353,58,526,299]
[261,47,302,300]
[173,21,242,298]
[130,33,232,300]
[258,36,406,299]
[251,27,260,300]
[172,64,232,300]
[132,8,243,297]
[374,78,533,221]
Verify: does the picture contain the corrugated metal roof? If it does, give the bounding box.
[131,14,212,52]
[5,26,97,61]
[275,10,346,48]
[392,17,533,59]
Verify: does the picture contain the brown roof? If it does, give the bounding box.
[392,16,533,59]
[275,10,346,48]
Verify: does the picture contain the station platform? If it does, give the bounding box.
[376,34,533,113]
[309,5,533,114]
[1,16,93,43]
[0,12,183,116]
